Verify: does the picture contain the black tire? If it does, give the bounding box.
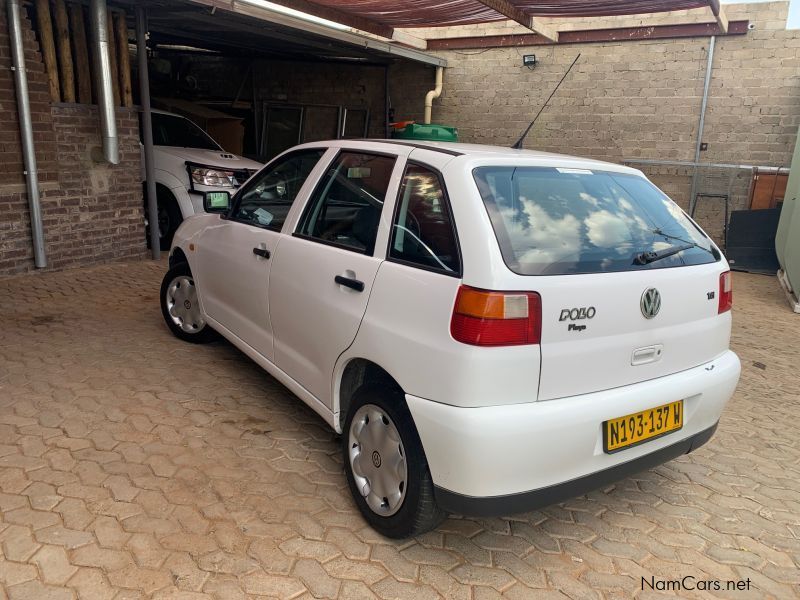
[342,384,445,538]
[159,262,217,344]
[146,188,183,251]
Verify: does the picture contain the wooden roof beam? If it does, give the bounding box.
[391,29,428,50]
[474,0,558,42]
[708,0,728,33]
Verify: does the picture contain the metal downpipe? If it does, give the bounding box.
[8,0,46,267]
[136,7,160,259]
[689,35,715,215]
[90,0,118,164]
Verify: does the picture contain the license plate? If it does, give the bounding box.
[603,400,683,453]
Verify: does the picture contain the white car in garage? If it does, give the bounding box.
[144,109,262,249]
[160,139,741,538]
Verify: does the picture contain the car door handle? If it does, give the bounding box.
[335,275,364,292]
[252,247,270,259]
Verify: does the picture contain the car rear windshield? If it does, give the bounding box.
[473,166,718,275]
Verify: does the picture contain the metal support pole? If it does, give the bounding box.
[90,0,119,164]
[136,7,160,259]
[384,65,390,139]
[8,0,47,268]
[689,35,715,215]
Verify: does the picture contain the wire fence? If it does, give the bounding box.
[623,159,758,250]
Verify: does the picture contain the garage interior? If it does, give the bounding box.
[121,1,446,160]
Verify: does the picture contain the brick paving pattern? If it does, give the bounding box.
[0,261,798,599]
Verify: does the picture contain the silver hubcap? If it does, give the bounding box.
[348,404,407,516]
[165,275,205,334]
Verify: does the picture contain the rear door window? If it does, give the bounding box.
[473,166,718,275]
[389,164,460,275]
[297,152,396,254]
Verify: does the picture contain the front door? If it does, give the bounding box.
[269,150,401,407]
[196,148,326,359]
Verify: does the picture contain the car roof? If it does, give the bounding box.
[311,139,641,175]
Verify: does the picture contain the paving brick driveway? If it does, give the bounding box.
[0,261,798,600]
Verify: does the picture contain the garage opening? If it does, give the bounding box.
[122,0,445,162]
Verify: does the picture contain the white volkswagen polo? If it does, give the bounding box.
[160,140,741,538]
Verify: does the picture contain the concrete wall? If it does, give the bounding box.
[0,1,145,277]
[425,2,799,243]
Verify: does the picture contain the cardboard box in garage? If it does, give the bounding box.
[154,98,245,155]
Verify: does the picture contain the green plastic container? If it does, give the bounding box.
[391,123,458,143]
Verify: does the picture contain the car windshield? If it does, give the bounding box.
[473,166,718,275]
[151,113,220,150]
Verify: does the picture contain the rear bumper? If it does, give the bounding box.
[434,422,716,517]
[406,350,740,514]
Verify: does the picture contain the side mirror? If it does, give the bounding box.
[204,191,231,213]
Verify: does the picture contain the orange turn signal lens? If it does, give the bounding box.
[451,286,541,346]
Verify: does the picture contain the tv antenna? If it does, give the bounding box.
[512,53,581,150]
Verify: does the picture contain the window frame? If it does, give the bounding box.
[151,113,222,151]
[225,147,328,232]
[386,161,463,278]
[292,149,399,256]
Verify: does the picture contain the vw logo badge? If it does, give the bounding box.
[641,288,661,319]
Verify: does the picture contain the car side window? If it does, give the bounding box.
[230,149,325,230]
[296,152,396,254]
[389,164,461,274]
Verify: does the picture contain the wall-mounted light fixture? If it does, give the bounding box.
[523,54,537,70]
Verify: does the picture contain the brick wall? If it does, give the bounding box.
[255,60,389,138]
[42,105,145,270]
[155,53,434,146]
[0,0,57,187]
[3,1,792,274]
[424,1,799,243]
[389,60,437,124]
[0,0,145,277]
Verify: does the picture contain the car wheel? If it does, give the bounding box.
[160,262,216,344]
[145,189,183,251]
[342,384,445,538]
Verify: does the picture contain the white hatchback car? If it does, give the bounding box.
[160,140,741,538]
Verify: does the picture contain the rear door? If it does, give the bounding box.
[269,150,403,408]
[473,165,731,401]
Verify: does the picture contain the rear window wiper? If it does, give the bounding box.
[634,243,695,265]
[650,228,719,260]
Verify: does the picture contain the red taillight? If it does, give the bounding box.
[450,286,541,346]
[718,270,732,313]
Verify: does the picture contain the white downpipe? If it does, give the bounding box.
[424,66,443,125]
